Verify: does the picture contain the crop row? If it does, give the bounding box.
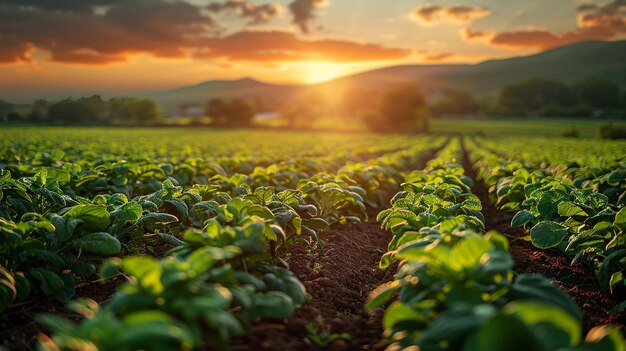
[466,137,626,310]
[367,138,625,351]
[1,132,447,349]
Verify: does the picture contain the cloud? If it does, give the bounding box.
[0,1,411,67]
[411,4,491,25]
[485,0,626,50]
[288,0,328,34]
[422,52,454,62]
[194,30,412,62]
[0,0,217,64]
[461,28,492,40]
[577,4,599,11]
[0,0,125,13]
[207,0,282,25]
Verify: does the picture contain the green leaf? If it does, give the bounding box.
[64,204,110,231]
[530,221,569,249]
[79,232,121,255]
[99,257,123,280]
[511,210,534,228]
[510,274,581,321]
[31,268,64,295]
[139,213,178,228]
[111,201,143,222]
[607,170,626,186]
[448,236,492,272]
[382,301,425,329]
[366,281,400,309]
[598,249,626,291]
[50,214,81,242]
[505,301,581,349]
[249,292,297,319]
[614,208,626,232]
[0,266,16,311]
[464,313,540,351]
[558,202,586,217]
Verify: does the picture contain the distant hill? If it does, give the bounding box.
[147,77,297,112]
[319,40,626,95]
[149,40,626,112]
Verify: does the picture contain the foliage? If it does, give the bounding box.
[467,136,626,299]
[205,98,255,127]
[430,89,480,117]
[362,86,427,133]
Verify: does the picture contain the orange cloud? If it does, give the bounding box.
[0,0,407,65]
[422,52,454,62]
[0,1,217,64]
[461,28,493,40]
[486,0,626,50]
[194,30,412,62]
[412,4,491,25]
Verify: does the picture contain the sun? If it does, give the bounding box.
[298,61,353,84]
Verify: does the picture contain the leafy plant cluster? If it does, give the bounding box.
[467,137,626,303]
[0,128,451,349]
[368,139,625,351]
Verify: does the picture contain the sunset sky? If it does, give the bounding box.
[1,0,625,101]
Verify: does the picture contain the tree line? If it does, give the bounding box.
[1,75,624,132]
[0,96,160,124]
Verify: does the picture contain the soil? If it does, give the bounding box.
[460,142,626,332]
[0,275,124,350]
[226,210,395,351]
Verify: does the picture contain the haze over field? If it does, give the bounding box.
[2,0,626,101]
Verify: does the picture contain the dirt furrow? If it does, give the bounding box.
[228,214,394,351]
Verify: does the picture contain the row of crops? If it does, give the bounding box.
[1,127,626,350]
[1,128,444,349]
[368,139,624,350]
[466,137,626,310]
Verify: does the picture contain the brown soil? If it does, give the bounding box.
[460,142,626,332]
[227,211,395,351]
[0,275,124,350]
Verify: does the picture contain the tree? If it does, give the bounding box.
[497,79,573,114]
[205,98,255,127]
[28,99,50,122]
[110,98,160,123]
[431,89,480,117]
[132,99,160,121]
[572,76,620,109]
[205,98,229,125]
[227,98,255,127]
[362,86,426,132]
[0,100,14,122]
[47,98,99,123]
[6,109,25,122]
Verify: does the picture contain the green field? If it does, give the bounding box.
[430,117,626,138]
[1,126,626,351]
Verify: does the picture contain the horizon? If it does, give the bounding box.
[1,0,626,102]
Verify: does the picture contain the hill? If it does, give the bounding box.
[148,77,297,112]
[319,40,626,95]
[149,40,626,112]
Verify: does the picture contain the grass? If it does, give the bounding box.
[3,117,625,138]
[429,117,626,138]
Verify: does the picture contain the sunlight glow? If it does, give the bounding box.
[297,61,353,84]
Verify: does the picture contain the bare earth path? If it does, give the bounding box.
[227,211,394,351]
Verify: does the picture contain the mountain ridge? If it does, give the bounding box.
[147,40,626,112]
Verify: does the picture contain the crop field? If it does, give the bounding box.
[1,127,626,351]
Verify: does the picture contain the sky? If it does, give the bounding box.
[1,0,625,101]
